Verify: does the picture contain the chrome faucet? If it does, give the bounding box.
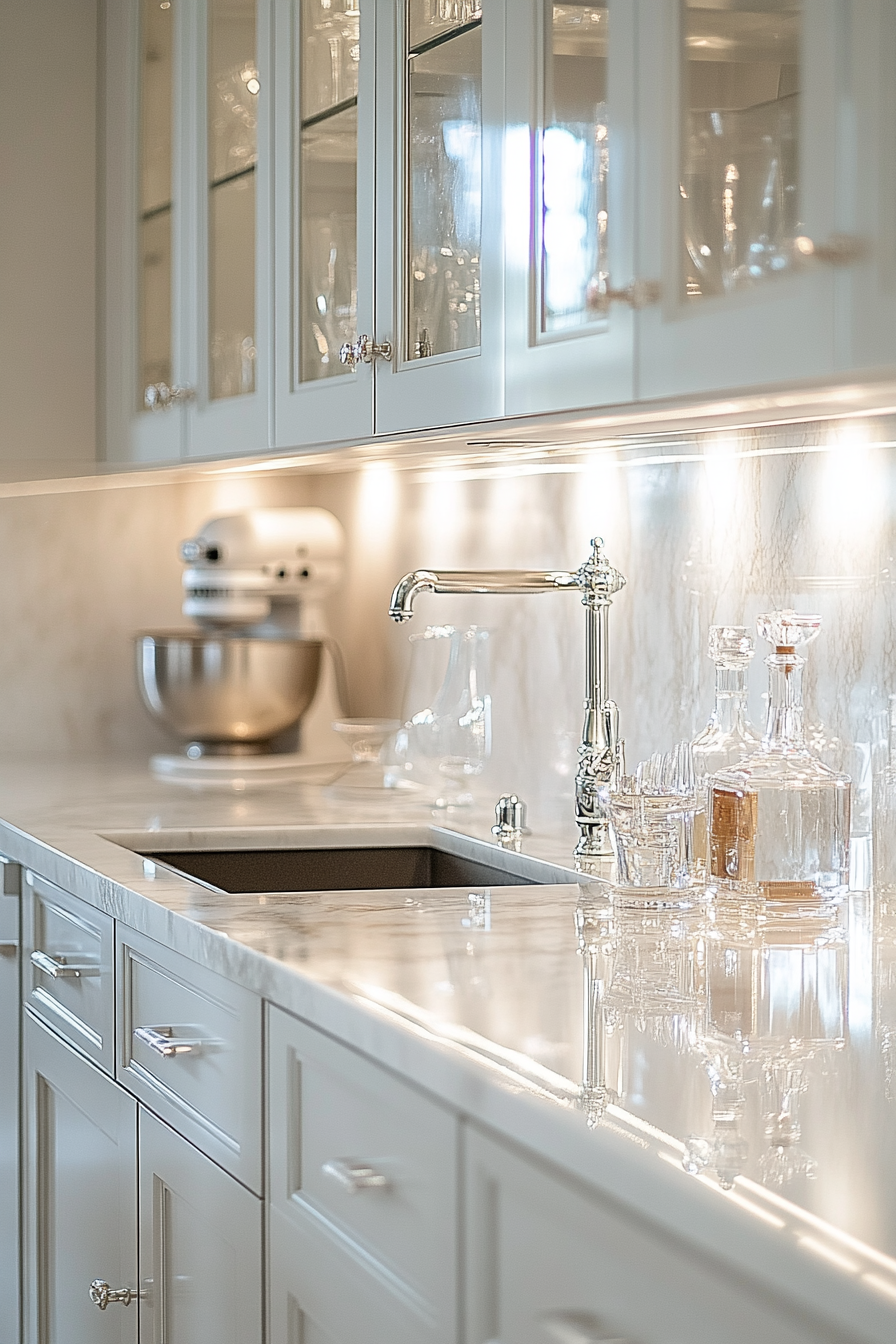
[389,537,626,862]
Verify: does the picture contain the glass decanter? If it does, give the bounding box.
[708,612,851,902]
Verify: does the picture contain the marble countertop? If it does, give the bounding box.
[2,753,895,1344]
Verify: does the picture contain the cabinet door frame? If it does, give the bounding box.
[635,0,846,402]
[370,0,505,435]
[22,1013,138,1344]
[271,0,377,449]
[138,1109,263,1344]
[503,0,638,416]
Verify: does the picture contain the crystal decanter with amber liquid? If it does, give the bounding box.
[692,626,760,871]
[708,612,851,902]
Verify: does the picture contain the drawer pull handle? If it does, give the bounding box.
[89,1279,143,1310]
[31,949,100,978]
[542,1311,633,1344]
[133,1025,205,1057]
[321,1158,390,1194]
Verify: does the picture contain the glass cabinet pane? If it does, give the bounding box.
[298,0,360,383]
[406,4,482,360]
[541,2,608,333]
[208,0,258,399]
[139,0,174,401]
[682,1,802,301]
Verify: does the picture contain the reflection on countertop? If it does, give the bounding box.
[3,753,896,1319]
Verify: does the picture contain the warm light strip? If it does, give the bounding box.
[862,1274,896,1302]
[797,1236,860,1275]
[656,1153,785,1229]
[733,1176,896,1277]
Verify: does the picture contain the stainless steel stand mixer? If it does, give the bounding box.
[136,507,347,780]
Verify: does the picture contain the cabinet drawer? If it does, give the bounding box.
[268,1006,458,1344]
[466,1125,842,1344]
[23,870,115,1073]
[117,927,262,1194]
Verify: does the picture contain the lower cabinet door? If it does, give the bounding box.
[464,1124,836,1344]
[0,864,20,1344]
[22,1012,138,1344]
[138,1108,263,1344]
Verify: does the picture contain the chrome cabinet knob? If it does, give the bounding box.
[144,382,195,411]
[321,1158,390,1193]
[492,793,529,843]
[89,1279,142,1310]
[595,278,661,312]
[541,1310,633,1344]
[794,233,867,266]
[338,335,393,369]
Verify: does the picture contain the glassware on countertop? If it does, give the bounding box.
[604,742,704,908]
[326,718,401,796]
[389,625,491,806]
[692,625,760,867]
[873,694,896,896]
[708,611,851,903]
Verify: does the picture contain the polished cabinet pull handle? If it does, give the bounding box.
[144,381,195,411]
[133,1025,204,1057]
[321,1158,391,1194]
[89,1279,143,1310]
[541,1311,633,1344]
[794,233,866,266]
[595,278,661,311]
[0,940,17,954]
[338,335,393,369]
[31,949,100,978]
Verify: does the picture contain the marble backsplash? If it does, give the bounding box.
[0,413,894,846]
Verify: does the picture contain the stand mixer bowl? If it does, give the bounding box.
[135,633,323,754]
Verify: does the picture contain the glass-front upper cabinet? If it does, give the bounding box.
[635,0,849,400]
[273,0,504,447]
[503,0,637,415]
[105,0,270,463]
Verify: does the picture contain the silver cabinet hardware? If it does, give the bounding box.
[794,233,866,266]
[321,1158,391,1194]
[133,1025,205,1057]
[30,949,100,978]
[89,1279,143,1310]
[0,941,17,954]
[338,335,393,369]
[541,1310,632,1344]
[595,278,661,311]
[144,382,195,411]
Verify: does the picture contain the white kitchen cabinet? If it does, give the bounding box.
[502,0,637,415]
[104,0,272,464]
[464,1122,841,1344]
[22,1013,139,1344]
[267,1004,459,1344]
[0,860,20,1344]
[635,0,845,402]
[272,0,504,447]
[138,1108,263,1344]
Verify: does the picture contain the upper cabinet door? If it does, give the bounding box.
[106,0,270,464]
[369,0,504,435]
[636,0,850,401]
[272,0,376,447]
[504,0,637,416]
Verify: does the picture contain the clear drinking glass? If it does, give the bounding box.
[541,4,609,333]
[682,2,802,300]
[208,0,258,400]
[873,694,896,895]
[139,0,174,401]
[298,0,360,382]
[708,612,851,902]
[391,625,491,806]
[406,3,482,360]
[692,625,760,867]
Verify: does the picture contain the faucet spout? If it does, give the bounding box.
[387,539,627,866]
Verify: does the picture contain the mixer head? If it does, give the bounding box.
[180,507,345,628]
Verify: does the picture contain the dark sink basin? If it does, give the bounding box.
[142,845,552,894]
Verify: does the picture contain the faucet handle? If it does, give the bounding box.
[492,794,529,843]
[577,538,626,603]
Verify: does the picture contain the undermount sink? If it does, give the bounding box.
[138,843,581,894]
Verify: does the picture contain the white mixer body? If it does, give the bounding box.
[181,507,344,634]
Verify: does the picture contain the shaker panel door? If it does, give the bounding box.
[22,1014,138,1344]
[138,1109,263,1344]
[0,862,20,1344]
